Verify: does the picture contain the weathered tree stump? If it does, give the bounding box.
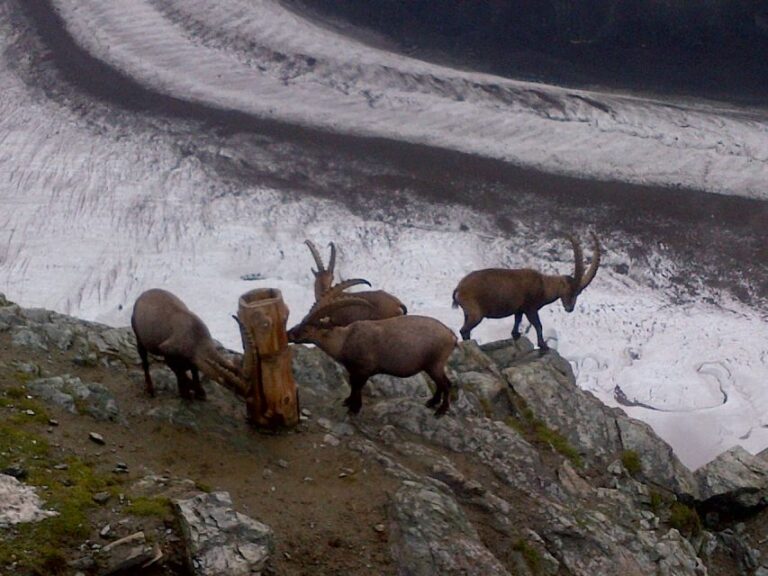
[236,288,299,429]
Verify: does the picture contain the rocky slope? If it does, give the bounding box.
[2,292,768,575]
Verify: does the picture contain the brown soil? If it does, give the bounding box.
[0,328,399,576]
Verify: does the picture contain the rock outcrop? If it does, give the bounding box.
[3,293,768,576]
[175,491,274,576]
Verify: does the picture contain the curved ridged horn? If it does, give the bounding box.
[199,355,247,397]
[568,234,585,286]
[304,240,325,273]
[579,233,601,292]
[233,314,256,380]
[320,278,372,303]
[328,242,336,275]
[305,297,375,325]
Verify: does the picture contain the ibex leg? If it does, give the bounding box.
[427,369,452,417]
[137,340,155,397]
[511,312,524,340]
[190,366,207,401]
[167,357,194,399]
[343,374,367,415]
[459,309,483,341]
[524,310,548,352]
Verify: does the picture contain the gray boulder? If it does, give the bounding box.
[174,491,274,576]
[695,446,768,510]
[11,326,48,351]
[0,304,23,332]
[27,375,120,421]
[390,480,511,576]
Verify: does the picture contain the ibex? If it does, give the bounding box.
[452,233,600,351]
[287,298,457,416]
[131,289,246,399]
[304,239,407,325]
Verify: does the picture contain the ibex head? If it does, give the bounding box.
[305,240,336,300]
[560,232,601,312]
[287,296,373,344]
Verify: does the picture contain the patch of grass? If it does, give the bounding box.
[649,490,664,514]
[7,399,51,425]
[669,502,701,536]
[506,403,583,468]
[125,496,173,519]
[0,385,50,424]
[512,539,541,575]
[533,422,583,468]
[195,481,213,493]
[621,450,642,476]
[6,385,26,398]
[0,425,117,575]
[477,394,494,418]
[13,372,36,384]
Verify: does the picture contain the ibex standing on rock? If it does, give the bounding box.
[304,240,407,325]
[131,289,246,399]
[452,233,601,351]
[287,298,457,416]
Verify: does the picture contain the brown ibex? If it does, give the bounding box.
[287,298,457,416]
[452,233,600,351]
[304,239,407,325]
[131,289,246,399]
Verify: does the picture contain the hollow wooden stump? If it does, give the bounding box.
[236,288,299,429]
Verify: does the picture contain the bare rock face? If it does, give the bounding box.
[503,349,698,498]
[174,491,274,576]
[390,480,511,576]
[0,474,57,526]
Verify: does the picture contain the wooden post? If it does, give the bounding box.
[236,288,299,429]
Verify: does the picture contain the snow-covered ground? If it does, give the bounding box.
[1,0,768,470]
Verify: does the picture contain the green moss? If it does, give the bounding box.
[621,450,642,476]
[0,425,117,575]
[195,481,213,493]
[126,496,173,519]
[669,502,701,536]
[512,539,541,575]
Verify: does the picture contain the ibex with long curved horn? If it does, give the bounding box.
[287,297,457,416]
[452,233,600,351]
[304,240,407,325]
[131,289,246,399]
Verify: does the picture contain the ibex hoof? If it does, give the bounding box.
[512,332,521,341]
[194,390,207,401]
[433,405,449,418]
[425,397,440,409]
[346,404,362,415]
